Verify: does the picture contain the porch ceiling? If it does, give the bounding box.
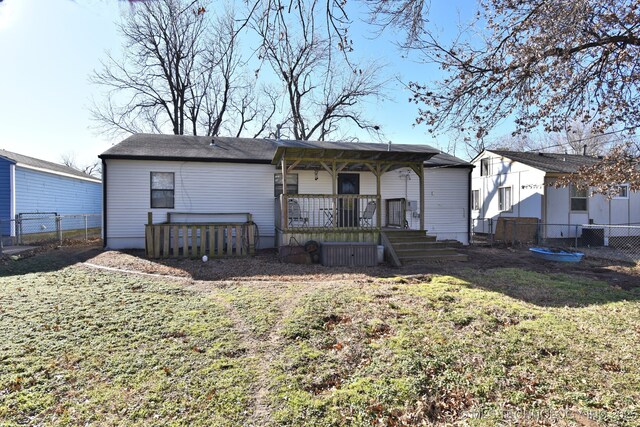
[272,144,438,171]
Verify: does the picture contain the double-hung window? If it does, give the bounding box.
[613,184,629,199]
[274,173,299,197]
[570,185,587,211]
[480,158,491,176]
[498,186,512,212]
[150,172,175,208]
[471,190,480,210]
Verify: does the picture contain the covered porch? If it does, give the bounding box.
[272,141,438,247]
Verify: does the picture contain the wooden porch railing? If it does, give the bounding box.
[145,222,255,259]
[277,194,380,231]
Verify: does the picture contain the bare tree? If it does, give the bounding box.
[254,0,386,141]
[491,122,618,155]
[60,153,102,178]
[402,0,640,146]
[91,0,274,137]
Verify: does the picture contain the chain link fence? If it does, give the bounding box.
[0,213,101,254]
[472,218,640,264]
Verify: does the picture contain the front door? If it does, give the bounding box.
[338,173,359,227]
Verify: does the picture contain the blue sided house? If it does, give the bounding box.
[0,149,102,238]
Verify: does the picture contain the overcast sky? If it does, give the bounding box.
[0,0,483,167]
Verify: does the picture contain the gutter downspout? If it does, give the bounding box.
[101,159,107,248]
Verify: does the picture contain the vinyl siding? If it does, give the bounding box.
[425,168,470,244]
[14,167,102,216]
[472,151,546,221]
[105,160,471,248]
[0,158,12,235]
[105,159,276,249]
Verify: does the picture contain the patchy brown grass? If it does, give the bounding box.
[1,246,639,426]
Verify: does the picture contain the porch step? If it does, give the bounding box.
[400,253,469,264]
[396,248,461,257]
[385,233,437,243]
[381,230,467,266]
[393,241,462,250]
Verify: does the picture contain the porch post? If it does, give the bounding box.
[281,157,288,230]
[418,163,425,230]
[332,161,337,227]
[375,163,382,228]
[410,162,425,230]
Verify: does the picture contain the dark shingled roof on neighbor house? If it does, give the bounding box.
[99,133,470,167]
[0,149,100,181]
[488,150,601,173]
[425,151,472,168]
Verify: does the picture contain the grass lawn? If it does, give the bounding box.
[1,250,639,426]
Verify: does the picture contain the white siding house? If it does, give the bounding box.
[471,150,640,238]
[101,134,472,250]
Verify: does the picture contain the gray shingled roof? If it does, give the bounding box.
[99,134,469,167]
[100,134,277,162]
[0,149,100,181]
[425,152,472,168]
[488,150,601,173]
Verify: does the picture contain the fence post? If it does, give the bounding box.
[16,215,22,245]
[489,218,494,247]
[84,215,88,241]
[56,215,62,244]
[574,225,578,248]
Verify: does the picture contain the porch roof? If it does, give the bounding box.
[272,140,439,170]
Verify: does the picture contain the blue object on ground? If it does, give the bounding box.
[529,247,584,263]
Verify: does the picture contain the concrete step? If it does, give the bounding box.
[400,253,469,263]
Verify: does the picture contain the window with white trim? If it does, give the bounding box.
[274,173,299,197]
[472,190,480,210]
[480,158,491,176]
[613,184,629,199]
[498,186,512,212]
[570,185,588,211]
[150,172,175,208]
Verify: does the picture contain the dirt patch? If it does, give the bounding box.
[80,245,640,290]
[5,243,637,290]
[443,246,640,290]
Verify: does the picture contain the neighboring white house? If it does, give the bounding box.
[99,134,472,250]
[471,149,640,238]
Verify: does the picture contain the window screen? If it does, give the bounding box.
[274,173,299,197]
[151,172,175,208]
[570,186,587,211]
[472,190,480,210]
[498,186,512,211]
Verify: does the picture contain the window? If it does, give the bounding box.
[570,186,588,211]
[498,186,512,211]
[150,172,174,208]
[471,190,480,210]
[480,158,491,176]
[614,184,629,199]
[274,173,299,197]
